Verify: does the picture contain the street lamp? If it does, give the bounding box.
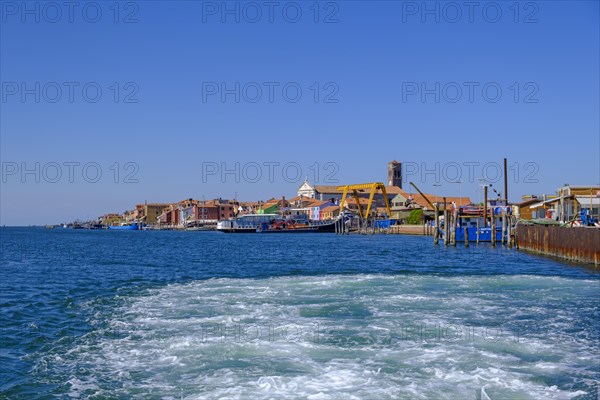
[433,183,442,206]
[451,180,463,207]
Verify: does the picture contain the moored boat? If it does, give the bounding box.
[439,206,512,242]
[108,222,142,230]
[217,214,337,233]
[216,214,280,233]
[256,218,337,233]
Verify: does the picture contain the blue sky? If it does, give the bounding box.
[1,0,599,225]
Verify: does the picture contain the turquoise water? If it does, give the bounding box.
[1,227,599,399]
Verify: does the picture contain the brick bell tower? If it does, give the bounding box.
[387,160,402,188]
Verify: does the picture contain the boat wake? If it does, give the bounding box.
[39,274,599,399]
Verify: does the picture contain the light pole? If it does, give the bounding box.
[433,183,442,206]
[451,180,463,207]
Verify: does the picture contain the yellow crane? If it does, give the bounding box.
[336,182,391,219]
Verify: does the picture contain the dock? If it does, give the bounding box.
[516,223,600,266]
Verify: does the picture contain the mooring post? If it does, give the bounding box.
[501,210,506,245]
[491,208,496,247]
[464,218,469,247]
[443,198,449,246]
[508,216,513,247]
[483,186,488,227]
[508,214,513,246]
[434,203,439,245]
[447,210,451,245]
[512,216,516,246]
[452,208,458,246]
[476,219,480,244]
[444,210,449,246]
[505,213,510,245]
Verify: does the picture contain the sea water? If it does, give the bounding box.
[1,227,598,399]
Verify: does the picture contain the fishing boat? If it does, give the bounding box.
[108,222,142,230]
[439,206,511,242]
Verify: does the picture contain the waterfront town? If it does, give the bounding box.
[51,160,596,265]
[63,160,599,232]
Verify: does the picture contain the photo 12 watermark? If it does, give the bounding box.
[400,1,539,24]
[401,81,539,104]
[1,82,140,104]
[201,1,339,24]
[402,161,539,184]
[0,1,140,24]
[1,161,140,184]
[201,161,339,184]
[201,81,339,104]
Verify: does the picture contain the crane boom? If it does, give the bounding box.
[409,182,435,209]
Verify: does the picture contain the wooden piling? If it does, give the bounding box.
[504,220,508,245]
[452,208,458,246]
[464,218,469,247]
[508,216,514,247]
[476,220,480,244]
[507,213,511,245]
[444,210,449,246]
[447,210,452,245]
[443,198,449,246]
[483,185,488,227]
[501,211,506,245]
[434,204,439,245]
[491,208,496,247]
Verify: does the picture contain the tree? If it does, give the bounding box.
[406,209,423,225]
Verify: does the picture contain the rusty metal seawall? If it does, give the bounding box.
[516,225,600,266]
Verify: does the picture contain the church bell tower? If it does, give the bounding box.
[387,160,402,188]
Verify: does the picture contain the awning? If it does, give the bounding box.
[575,196,600,207]
[529,197,560,209]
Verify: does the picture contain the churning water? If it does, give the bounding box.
[1,228,598,399]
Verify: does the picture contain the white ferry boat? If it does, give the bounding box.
[216,214,280,233]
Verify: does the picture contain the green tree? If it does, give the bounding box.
[406,209,423,225]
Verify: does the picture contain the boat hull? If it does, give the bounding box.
[256,220,337,233]
[452,227,503,242]
[108,223,141,230]
[217,228,259,233]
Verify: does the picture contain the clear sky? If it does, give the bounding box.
[1,0,599,225]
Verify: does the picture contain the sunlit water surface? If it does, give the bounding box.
[1,228,598,399]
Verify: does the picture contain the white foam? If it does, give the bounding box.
[43,274,598,399]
